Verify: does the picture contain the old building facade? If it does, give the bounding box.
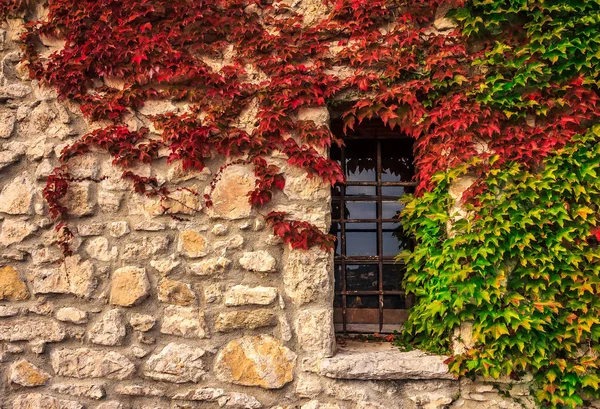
[0,2,543,409]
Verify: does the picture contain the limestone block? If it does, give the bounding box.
[163,189,203,215]
[178,230,208,258]
[130,313,156,332]
[224,285,277,306]
[60,181,96,217]
[109,266,150,306]
[85,236,118,261]
[0,110,16,138]
[296,309,335,358]
[160,305,209,338]
[143,342,207,383]
[158,278,196,305]
[208,164,254,220]
[284,167,329,201]
[213,234,244,253]
[55,307,88,324]
[66,153,100,179]
[283,247,331,304]
[12,394,83,409]
[32,255,96,298]
[107,221,130,237]
[121,236,170,260]
[96,402,124,409]
[219,392,263,408]
[204,283,223,303]
[98,190,123,212]
[189,256,231,276]
[173,387,226,401]
[50,384,106,400]
[115,383,167,397]
[52,348,135,380]
[88,309,127,346]
[0,305,20,316]
[239,250,277,273]
[9,359,51,386]
[0,265,30,300]
[215,309,276,332]
[0,172,38,215]
[0,218,38,246]
[214,335,296,389]
[0,317,66,343]
[319,350,455,380]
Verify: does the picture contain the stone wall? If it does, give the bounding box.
[0,6,536,409]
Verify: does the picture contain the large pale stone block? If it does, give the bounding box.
[32,255,96,298]
[224,285,277,306]
[50,384,106,400]
[0,265,30,300]
[88,309,127,346]
[319,350,455,380]
[143,343,207,383]
[160,305,209,338]
[51,348,135,380]
[0,172,37,215]
[60,181,96,217]
[0,218,37,246]
[0,318,66,343]
[189,256,231,276]
[239,250,277,273]
[296,309,335,358]
[109,266,150,306]
[208,164,254,219]
[283,248,331,304]
[214,335,296,389]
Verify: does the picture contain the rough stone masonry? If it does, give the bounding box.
[0,2,543,409]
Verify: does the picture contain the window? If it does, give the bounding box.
[329,119,416,334]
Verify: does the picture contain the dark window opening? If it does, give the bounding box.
[329,119,416,334]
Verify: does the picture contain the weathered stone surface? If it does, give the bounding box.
[0,318,66,343]
[115,383,167,397]
[177,230,208,258]
[215,309,276,332]
[319,350,455,380]
[143,343,207,383]
[224,285,277,306]
[60,181,95,216]
[213,234,244,253]
[296,309,335,358]
[204,283,223,303]
[283,248,331,304]
[98,190,123,212]
[218,392,263,408]
[173,387,226,401]
[122,236,170,260]
[51,384,106,400]
[12,394,84,409]
[130,313,156,332]
[0,304,20,317]
[51,348,135,380]
[9,359,51,386]
[96,401,124,409]
[32,256,96,298]
[66,153,100,179]
[88,309,127,346]
[160,305,209,338]
[214,335,296,389]
[0,218,37,246]
[77,222,104,236]
[158,278,196,306]
[283,167,329,201]
[109,266,150,306]
[189,256,231,276]
[239,251,277,273]
[55,307,88,324]
[0,110,16,138]
[208,164,254,219]
[107,221,130,237]
[85,237,118,261]
[151,257,181,275]
[0,265,29,300]
[0,172,37,215]
[163,189,203,215]
[167,161,212,183]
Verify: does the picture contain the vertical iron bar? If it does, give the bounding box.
[376,140,384,333]
[340,145,347,334]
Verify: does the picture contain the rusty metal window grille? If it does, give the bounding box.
[329,120,416,334]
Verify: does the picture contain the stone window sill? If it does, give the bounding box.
[318,341,456,381]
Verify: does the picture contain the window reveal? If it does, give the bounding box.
[329,122,416,334]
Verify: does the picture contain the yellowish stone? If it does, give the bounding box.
[0,266,29,301]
